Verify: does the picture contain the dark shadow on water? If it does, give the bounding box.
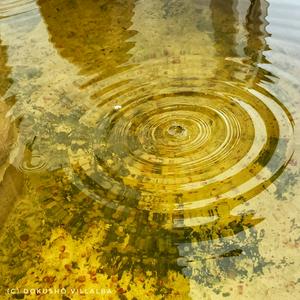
[37,0,137,78]
[210,0,239,58]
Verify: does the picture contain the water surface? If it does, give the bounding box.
[0,0,299,299]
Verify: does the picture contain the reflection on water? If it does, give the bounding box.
[244,0,269,62]
[0,39,23,228]
[0,0,299,299]
[38,0,137,77]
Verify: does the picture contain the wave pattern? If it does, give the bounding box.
[68,58,294,231]
[0,0,299,292]
[0,0,37,20]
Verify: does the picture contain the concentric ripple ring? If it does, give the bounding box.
[68,60,294,229]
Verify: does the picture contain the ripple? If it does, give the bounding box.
[67,58,294,231]
[0,0,37,20]
[19,154,47,173]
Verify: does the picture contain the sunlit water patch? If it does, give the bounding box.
[0,0,36,19]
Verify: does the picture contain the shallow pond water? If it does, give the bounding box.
[0,0,300,299]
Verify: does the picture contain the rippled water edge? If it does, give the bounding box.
[0,0,300,299]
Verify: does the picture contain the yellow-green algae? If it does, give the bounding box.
[10,225,190,300]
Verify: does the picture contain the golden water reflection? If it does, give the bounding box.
[0,0,299,299]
